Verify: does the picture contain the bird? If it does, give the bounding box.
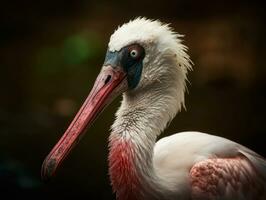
[41,18,266,200]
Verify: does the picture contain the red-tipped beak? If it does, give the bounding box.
[41,65,127,180]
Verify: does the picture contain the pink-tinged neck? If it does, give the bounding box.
[108,135,142,200]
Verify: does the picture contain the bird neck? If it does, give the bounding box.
[108,83,182,200]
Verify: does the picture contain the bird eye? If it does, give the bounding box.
[130,49,138,58]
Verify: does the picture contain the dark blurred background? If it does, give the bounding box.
[0,0,265,199]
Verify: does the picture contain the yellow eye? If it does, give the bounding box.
[130,49,138,58]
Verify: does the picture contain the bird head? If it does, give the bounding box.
[41,17,192,180]
[107,18,192,93]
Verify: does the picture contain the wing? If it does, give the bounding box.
[190,155,266,200]
[154,132,266,200]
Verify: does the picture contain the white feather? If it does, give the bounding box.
[108,18,266,200]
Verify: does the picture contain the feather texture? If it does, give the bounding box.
[107,18,266,200]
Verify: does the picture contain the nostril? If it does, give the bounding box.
[104,75,112,85]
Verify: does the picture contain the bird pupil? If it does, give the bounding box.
[131,50,137,57]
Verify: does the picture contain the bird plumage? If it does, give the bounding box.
[108,18,266,200]
[41,17,266,200]
[155,132,266,199]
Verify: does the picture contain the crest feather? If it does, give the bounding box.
[108,17,192,73]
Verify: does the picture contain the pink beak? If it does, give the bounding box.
[41,65,127,180]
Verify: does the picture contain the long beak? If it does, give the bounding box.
[41,65,127,180]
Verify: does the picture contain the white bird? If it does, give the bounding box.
[42,18,266,200]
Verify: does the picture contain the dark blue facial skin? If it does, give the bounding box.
[103,44,145,89]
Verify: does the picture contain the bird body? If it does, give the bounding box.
[109,130,266,200]
[155,132,266,199]
[42,18,266,200]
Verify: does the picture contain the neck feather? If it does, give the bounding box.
[108,134,141,200]
[108,78,183,199]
